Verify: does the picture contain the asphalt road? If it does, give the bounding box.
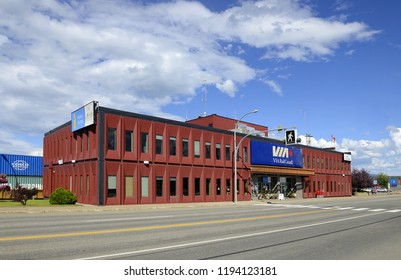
[1,194,401,260]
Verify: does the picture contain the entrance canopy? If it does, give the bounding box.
[250,165,315,177]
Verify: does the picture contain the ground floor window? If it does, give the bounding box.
[141,176,149,197]
[216,178,221,195]
[195,178,200,196]
[206,178,211,196]
[86,175,90,196]
[183,177,189,196]
[107,175,117,197]
[170,177,176,196]
[125,176,134,198]
[226,179,231,194]
[156,176,163,197]
[243,179,249,194]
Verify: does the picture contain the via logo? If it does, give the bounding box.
[272,146,293,158]
[12,160,29,171]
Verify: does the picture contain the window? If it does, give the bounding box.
[243,179,249,194]
[216,178,221,195]
[243,147,248,162]
[141,177,149,197]
[107,175,117,197]
[194,140,200,158]
[183,177,189,196]
[195,178,200,196]
[125,130,133,152]
[226,178,231,194]
[182,138,189,157]
[108,128,117,150]
[206,178,211,196]
[141,132,148,153]
[205,142,211,159]
[86,175,89,196]
[87,132,90,151]
[170,177,176,196]
[80,133,84,152]
[125,176,134,198]
[156,176,163,197]
[169,137,176,156]
[216,143,221,160]
[156,134,163,155]
[225,144,230,160]
[80,175,83,194]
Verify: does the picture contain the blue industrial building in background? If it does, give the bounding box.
[0,154,43,190]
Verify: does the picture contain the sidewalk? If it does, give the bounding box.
[1,192,399,214]
[0,200,260,214]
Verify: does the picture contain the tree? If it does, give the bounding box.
[12,185,38,205]
[352,168,373,191]
[376,173,389,188]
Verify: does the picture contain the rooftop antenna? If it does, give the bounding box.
[305,133,313,146]
[302,110,313,145]
[201,80,207,116]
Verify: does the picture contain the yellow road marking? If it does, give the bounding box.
[0,209,333,242]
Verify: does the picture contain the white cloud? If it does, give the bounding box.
[299,126,401,175]
[264,79,283,96]
[216,80,237,97]
[0,0,379,156]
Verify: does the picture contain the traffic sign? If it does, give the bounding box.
[285,129,297,145]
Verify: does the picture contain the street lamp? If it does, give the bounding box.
[234,109,258,203]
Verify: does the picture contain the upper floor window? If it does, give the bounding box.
[156,134,163,155]
[205,142,211,159]
[125,130,133,152]
[108,128,117,150]
[243,147,248,162]
[182,138,189,157]
[141,132,148,153]
[225,144,230,160]
[216,143,221,160]
[169,137,176,156]
[194,140,200,158]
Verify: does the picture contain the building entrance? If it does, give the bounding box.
[251,174,303,200]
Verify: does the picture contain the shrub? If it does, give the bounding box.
[49,188,77,205]
[12,186,38,205]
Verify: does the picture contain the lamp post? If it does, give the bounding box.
[234,109,258,203]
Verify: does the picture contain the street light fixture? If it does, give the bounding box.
[233,109,258,203]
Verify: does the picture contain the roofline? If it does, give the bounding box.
[43,106,351,155]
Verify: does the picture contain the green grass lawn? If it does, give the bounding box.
[0,199,77,207]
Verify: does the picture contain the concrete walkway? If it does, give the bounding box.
[1,192,399,214]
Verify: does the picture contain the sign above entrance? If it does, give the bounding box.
[250,141,303,168]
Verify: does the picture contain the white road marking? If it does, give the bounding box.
[386,209,401,213]
[369,209,386,212]
[79,212,383,260]
[262,203,401,214]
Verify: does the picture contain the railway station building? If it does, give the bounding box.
[42,102,352,205]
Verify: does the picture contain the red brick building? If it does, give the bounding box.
[42,103,352,205]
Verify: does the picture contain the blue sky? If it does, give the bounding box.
[0,0,400,175]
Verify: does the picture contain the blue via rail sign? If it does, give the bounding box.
[71,101,96,132]
[250,141,303,168]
